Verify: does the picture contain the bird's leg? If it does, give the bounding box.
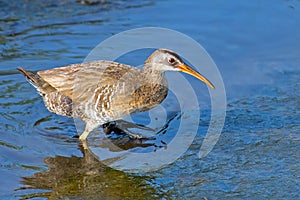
[79,121,100,140]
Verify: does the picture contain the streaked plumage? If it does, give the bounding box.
[18,49,214,140]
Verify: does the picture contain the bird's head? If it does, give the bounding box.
[145,49,215,89]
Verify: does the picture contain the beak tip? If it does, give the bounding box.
[178,64,215,90]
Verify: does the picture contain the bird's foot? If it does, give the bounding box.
[102,121,156,140]
[126,131,155,140]
[102,121,117,135]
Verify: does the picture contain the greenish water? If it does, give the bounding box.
[1,0,299,199]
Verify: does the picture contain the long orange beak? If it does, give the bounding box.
[178,64,215,89]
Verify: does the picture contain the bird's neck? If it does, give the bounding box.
[128,64,168,112]
[142,63,166,84]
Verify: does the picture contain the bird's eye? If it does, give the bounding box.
[168,57,176,64]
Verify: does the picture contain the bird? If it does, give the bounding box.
[18,49,215,140]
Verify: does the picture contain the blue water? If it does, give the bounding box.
[0,0,299,199]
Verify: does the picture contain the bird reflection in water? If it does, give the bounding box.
[17,128,164,199]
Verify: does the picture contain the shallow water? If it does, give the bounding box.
[1,0,299,199]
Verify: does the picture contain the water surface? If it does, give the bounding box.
[0,0,299,199]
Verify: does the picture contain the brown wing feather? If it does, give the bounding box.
[38,60,136,103]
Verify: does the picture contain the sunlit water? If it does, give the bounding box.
[1,0,299,199]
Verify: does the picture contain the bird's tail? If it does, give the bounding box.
[17,68,44,89]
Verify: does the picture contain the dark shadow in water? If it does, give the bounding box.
[17,140,163,200]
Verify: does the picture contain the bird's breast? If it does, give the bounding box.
[129,82,169,113]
